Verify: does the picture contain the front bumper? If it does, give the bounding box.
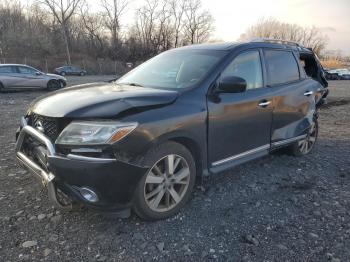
[15,117,148,211]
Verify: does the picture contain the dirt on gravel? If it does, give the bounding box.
[0,80,349,261]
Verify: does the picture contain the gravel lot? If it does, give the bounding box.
[0,79,349,261]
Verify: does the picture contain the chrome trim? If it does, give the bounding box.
[304,91,313,96]
[20,116,28,127]
[271,134,307,147]
[258,101,271,107]
[67,154,116,163]
[16,125,56,156]
[17,152,55,182]
[212,144,270,167]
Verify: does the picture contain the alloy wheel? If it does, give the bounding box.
[298,121,317,154]
[144,154,190,212]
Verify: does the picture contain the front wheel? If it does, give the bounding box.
[133,141,196,220]
[288,118,318,156]
[47,80,61,90]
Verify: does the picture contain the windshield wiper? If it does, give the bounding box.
[118,82,144,87]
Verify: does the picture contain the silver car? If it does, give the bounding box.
[0,64,67,91]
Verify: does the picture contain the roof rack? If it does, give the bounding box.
[250,38,303,48]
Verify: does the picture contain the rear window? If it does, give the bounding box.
[265,50,300,85]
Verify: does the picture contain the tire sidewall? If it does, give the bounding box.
[292,118,318,156]
[133,141,196,220]
[47,80,60,90]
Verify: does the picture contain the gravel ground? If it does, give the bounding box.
[0,80,349,261]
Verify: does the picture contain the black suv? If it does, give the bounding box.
[15,40,328,220]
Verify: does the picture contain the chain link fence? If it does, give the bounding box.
[0,57,134,75]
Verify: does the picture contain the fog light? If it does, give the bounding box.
[79,187,99,203]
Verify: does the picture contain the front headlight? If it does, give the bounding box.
[56,121,138,145]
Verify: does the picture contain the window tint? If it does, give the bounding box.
[221,50,263,90]
[0,66,14,73]
[18,66,36,74]
[265,50,300,85]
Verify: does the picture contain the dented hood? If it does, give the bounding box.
[29,82,179,118]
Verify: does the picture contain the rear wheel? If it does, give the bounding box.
[47,80,61,90]
[287,118,318,156]
[133,141,196,220]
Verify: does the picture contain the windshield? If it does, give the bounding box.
[117,49,227,89]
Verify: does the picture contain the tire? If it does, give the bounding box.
[47,80,60,90]
[80,72,85,76]
[287,118,318,156]
[0,82,4,92]
[60,71,66,76]
[133,141,196,221]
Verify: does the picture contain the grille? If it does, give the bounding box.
[31,114,59,141]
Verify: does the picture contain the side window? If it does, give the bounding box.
[265,50,300,85]
[221,50,263,90]
[0,66,14,73]
[18,66,36,74]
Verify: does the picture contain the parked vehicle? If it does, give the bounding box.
[15,40,328,220]
[324,69,340,80]
[335,68,350,80]
[54,66,87,76]
[0,64,66,91]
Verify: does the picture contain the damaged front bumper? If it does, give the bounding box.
[15,117,148,211]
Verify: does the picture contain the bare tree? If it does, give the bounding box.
[40,0,83,65]
[79,3,106,56]
[183,0,214,45]
[100,0,129,58]
[239,17,328,56]
[169,0,186,48]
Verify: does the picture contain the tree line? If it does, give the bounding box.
[0,1,334,73]
[0,0,214,73]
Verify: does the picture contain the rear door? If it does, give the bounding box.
[264,49,317,146]
[208,49,273,171]
[0,66,19,87]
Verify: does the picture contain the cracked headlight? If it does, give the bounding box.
[56,121,138,145]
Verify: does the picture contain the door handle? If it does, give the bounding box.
[304,91,313,96]
[258,100,271,107]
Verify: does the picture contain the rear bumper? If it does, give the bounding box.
[15,117,148,211]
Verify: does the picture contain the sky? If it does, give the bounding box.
[22,0,350,55]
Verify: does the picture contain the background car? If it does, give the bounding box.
[54,66,87,76]
[0,64,66,91]
[324,69,340,80]
[335,68,350,80]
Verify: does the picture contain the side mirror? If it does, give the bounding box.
[217,76,247,93]
[35,71,42,76]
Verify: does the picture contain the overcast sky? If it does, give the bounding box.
[24,0,350,54]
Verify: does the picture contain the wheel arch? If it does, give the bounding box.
[169,136,204,177]
[139,132,207,177]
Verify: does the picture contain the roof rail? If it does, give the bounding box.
[250,38,303,48]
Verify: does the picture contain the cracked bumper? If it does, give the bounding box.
[15,117,148,211]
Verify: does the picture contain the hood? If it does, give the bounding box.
[29,82,178,118]
[46,73,65,79]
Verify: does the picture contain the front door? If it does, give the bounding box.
[208,49,273,171]
[15,66,46,87]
